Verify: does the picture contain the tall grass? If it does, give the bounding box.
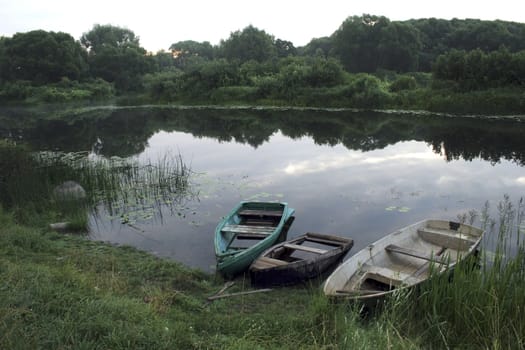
[0,141,194,229]
[382,195,525,349]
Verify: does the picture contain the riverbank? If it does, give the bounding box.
[2,197,525,349]
[2,76,525,116]
[0,209,417,349]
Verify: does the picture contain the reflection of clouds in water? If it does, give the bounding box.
[283,142,440,175]
[284,155,360,175]
[362,151,440,164]
[517,177,525,185]
[436,175,459,185]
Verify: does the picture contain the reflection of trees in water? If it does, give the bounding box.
[2,106,525,165]
[429,120,525,165]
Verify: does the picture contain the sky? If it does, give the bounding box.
[1,0,523,52]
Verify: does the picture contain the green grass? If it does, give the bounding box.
[0,206,417,349]
[381,196,525,349]
[2,142,525,349]
[4,195,524,349]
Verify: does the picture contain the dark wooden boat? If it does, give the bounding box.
[249,232,354,287]
[214,201,295,277]
[323,219,484,303]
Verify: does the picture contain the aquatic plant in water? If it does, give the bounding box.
[32,150,195,228]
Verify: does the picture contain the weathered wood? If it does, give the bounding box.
[49,222,71,232]
[222,224,275,235]
[304,236,346,247]
[283,243,328,254]
[335,289,384,296]
[243,219,275,226]
[207,288,273,301]
[305,232,352,244]
[238,209,282,217]
[385,244,448,264]
[251,256,288,269]
[234,233,268,240]
[249,232,354,287]
[214,281,235,296]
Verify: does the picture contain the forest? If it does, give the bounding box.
[1,14,525,113]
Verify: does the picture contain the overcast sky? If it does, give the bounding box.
[1,0,523,52]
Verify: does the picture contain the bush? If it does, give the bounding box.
[143,71,182,101]
[0,81,34,101]
[344,74,392,108]
[210,86,259,103]
[389,76,417,92]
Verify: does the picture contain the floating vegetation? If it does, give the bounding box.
[1,143,196,229]
[245,191,285,201]
[385,206,411,212]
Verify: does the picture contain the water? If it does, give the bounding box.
[2,106,524,272]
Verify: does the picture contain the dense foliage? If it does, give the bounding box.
[1,15,525,111]
[0,30,87,84]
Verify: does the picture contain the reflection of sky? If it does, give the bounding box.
[91,130,525,272]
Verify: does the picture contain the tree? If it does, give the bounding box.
[169,40,214,60]
[169,40,215,69]
[377,22,421,71]
[0,30,87,84]
[333,15,421,73]
[219,25,277,63]
[81,24,154,90]
[81,24,140,54]
[300,37,334,57]
[275,39,296,57]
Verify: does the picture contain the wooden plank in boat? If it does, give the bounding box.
[238,209,283,217]
[385,244,448,264]
[306,232,351,244]
[235,233,269,240]
[222,224,275,235]
[417,228,477,250]
[252,256,288,269]
[304,236,344,247]
[283,243,327,254]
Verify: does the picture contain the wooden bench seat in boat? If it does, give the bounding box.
[222,224,275,234]
[222,224,275,239]
[417,227,478,250]
[251,256,288,269]
[238,209,283,217]
[359,264,419,287]
[385,244,449,264]
[283,243,328,254]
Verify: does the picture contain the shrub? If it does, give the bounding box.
[389,76,417,92]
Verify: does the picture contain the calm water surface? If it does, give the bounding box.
[3,106,524,272]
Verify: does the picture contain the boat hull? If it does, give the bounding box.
[323,219,484,302]
[214,201,295,277]
[250,233,354,287]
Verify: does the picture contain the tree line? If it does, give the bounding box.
[1,15,525,109]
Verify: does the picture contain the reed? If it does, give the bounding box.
[0,141,194,229]
[384,195,525,349]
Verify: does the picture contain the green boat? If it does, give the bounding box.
[214,201,295,277]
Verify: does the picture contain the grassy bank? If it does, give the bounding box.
[0,207,419,349]
[2,143,525,349]
[2,197,525,349]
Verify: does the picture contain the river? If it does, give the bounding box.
[2,105,524,272]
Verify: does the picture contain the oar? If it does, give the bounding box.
[207,288,273,301]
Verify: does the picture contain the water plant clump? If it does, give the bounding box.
[0,140,194,230]
[38,151,195,228]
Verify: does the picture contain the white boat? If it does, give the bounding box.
[323,219,484,302]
